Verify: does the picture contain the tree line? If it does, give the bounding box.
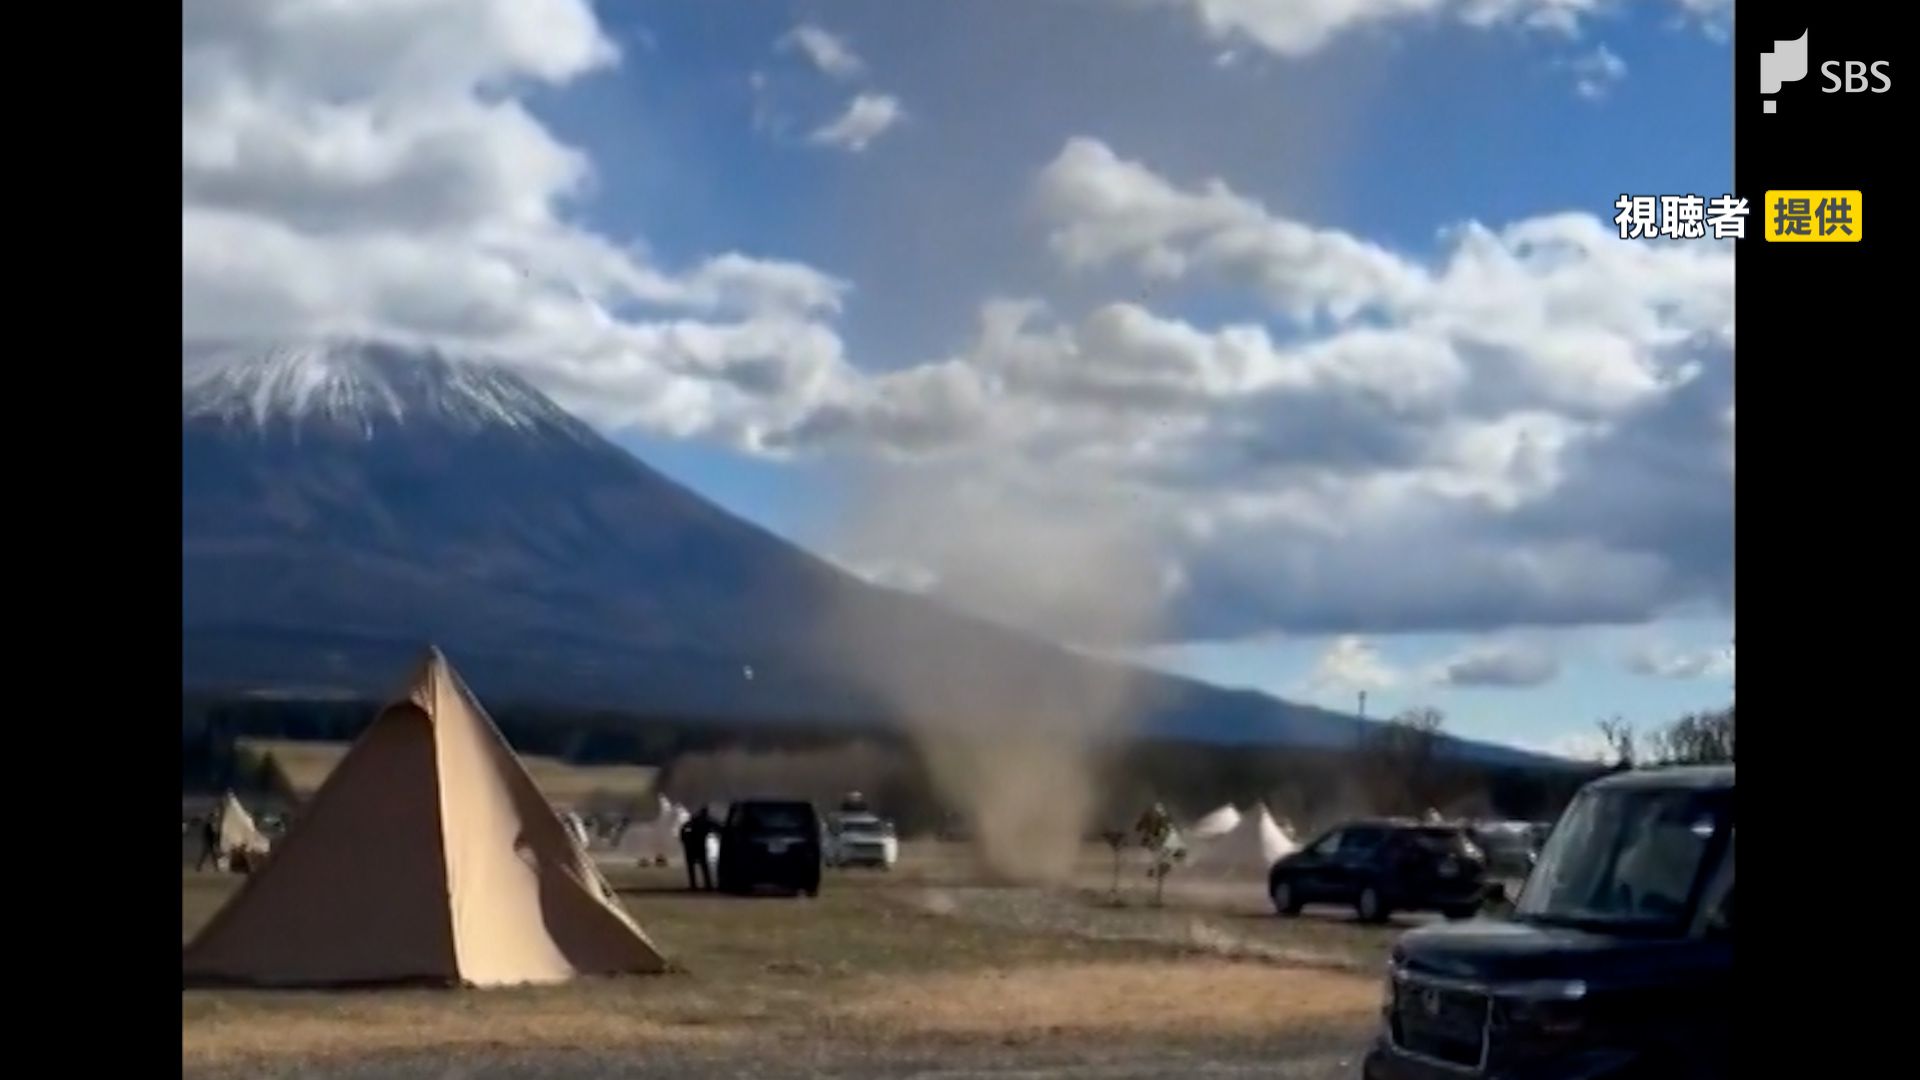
[1594,704,1735,769]
[182,692,1596,838]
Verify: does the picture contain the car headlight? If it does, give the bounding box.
[1494,980,1588,1036]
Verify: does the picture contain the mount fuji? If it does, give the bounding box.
[181,339,1571,769]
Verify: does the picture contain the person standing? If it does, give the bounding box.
[195,812,220,871]
[679,807,715,891]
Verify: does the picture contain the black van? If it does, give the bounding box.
[1363,765,1733,1079]
[716,799,823,897]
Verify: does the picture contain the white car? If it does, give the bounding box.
[824,812,898,869]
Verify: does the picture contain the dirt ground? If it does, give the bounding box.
[183,843,1402,1078]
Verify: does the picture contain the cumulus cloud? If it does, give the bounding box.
[769,138,1731,639]
[183,0,861,445]
[1037,138,1427,321]
[1133,0,1718,58]
[1300,636,1402,705]
[1625,643,1733,680]
[1530,729,1617,763]
[1430,642,1560,687]
[809,93,906,152]
[779,23,866,80]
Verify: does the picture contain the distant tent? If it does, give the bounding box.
[182,646,669,988]
[1188,804,1241,841]
[1186,803,1296,874]
[608,796,688,865]
[216,791,271,869]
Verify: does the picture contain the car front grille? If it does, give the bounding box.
[1390,974,1490,1072]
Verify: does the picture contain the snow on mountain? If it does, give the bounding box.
[182,340,596,443]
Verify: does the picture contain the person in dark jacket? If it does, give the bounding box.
[679,807,715,891]
[195,814,220,871]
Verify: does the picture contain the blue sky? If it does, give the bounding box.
[182,0,1736,760]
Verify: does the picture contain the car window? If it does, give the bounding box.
[1403,827,1467,856]
[740,803,813,833]
[1343,826,1386,853]
[1309,830,1344,856]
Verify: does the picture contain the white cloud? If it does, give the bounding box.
[1134,1,1718,58]
[779,23,866,81]
[809,93,906,152]
[1429,642,1560,687]
[1569,45,1628,100]
[1530,729,1617,763]
[768,139,1731,639]
[1669,0,1732,40]
[1037,138,1427,321]
[183,0,862,447]
[1301,636,1403,704]
[1625,642,1733,680]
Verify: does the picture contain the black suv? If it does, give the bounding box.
[1269,820,1492,923]
[1363,765,1733,1079]
[716,799,823,897]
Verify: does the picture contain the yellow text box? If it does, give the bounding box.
[1763,190,1863,242]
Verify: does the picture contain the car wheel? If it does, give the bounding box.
[1270,877,1302,916]
[1356,885,1390,924]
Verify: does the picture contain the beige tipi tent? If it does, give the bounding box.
[215,791,271,869]
[182,647,669,987]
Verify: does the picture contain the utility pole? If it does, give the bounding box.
[1358,690,1368,721]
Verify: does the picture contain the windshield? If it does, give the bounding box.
[1403,828,1472,856]
[835,815,893,834]
[1515,785,1730,931]
[737,804,814,835]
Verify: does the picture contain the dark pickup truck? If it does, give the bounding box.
[1363,765,1733,1080]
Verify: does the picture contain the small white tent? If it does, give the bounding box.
[608,796,689,865]
[1188,804,1241,841]
[1186,803,1296,874]
[216,792,272,870]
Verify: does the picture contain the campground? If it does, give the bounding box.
[183,842,1415,1078]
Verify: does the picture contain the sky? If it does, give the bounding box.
[181,0,1736,761]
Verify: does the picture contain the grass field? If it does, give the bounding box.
[183,844,1404,1078]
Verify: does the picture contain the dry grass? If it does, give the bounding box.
[183,992,739,1063]
[829,960,1377,1038]
[183,843,1391,1070]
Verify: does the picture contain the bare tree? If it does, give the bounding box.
[1595,716,1637,768]
[1362,707,1449,816]
[1647,706,1734,765]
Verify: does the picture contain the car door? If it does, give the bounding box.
[1674,828,1733,1076]
[1289,829,1344,901]
[1326,825,1387,902]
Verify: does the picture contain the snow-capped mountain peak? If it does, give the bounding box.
[182,340,596,442]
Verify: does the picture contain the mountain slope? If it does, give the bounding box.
[182,340,1570,770]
